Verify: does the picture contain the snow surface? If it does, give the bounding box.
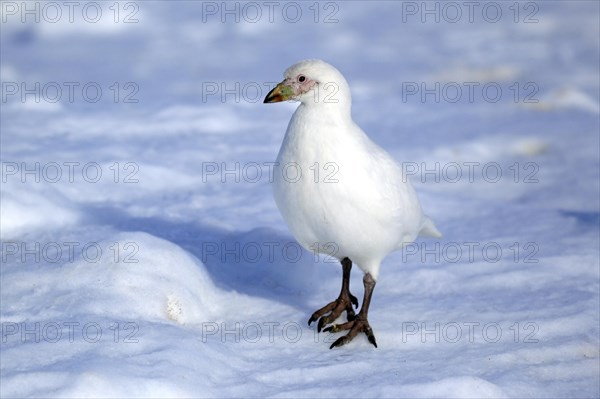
[1,1,599,398]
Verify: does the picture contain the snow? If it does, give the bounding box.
[1,1,599,398]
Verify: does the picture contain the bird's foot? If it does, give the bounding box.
[324,317,377,349]
[307,291,359,333]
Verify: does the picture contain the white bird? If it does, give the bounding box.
[264,59,441,349]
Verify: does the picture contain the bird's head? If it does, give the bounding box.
[264,59,351,109]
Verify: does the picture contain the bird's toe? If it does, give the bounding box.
[349,293,359,308]
[328,317,377,349]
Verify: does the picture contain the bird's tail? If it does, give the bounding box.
[419,216,442,238]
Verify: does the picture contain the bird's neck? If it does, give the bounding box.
[297,101,353,124]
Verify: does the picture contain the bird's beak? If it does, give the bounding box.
[264,81,294,103]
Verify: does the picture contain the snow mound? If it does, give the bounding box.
[1,232,225,325]
[82,232,226,324]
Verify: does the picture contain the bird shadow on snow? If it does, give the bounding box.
[85,205,333,310]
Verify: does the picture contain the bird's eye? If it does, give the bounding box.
[298,75,306,83]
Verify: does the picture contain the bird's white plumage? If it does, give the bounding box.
[272,60,440,280]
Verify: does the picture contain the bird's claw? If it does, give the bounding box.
[308,300,336,327]
[308,293,358,331]
[329,336,349,349]
[317,317,327,333]
[327,318,377,349]
[330,333,377,349]
[350,293,359,308]
[367,333,378,348]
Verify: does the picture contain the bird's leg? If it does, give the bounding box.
[325,273,377,349]
[308,257,359,332]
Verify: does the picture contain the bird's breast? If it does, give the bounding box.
[272,115,421,262]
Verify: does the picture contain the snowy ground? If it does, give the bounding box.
[1,1,599,398]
